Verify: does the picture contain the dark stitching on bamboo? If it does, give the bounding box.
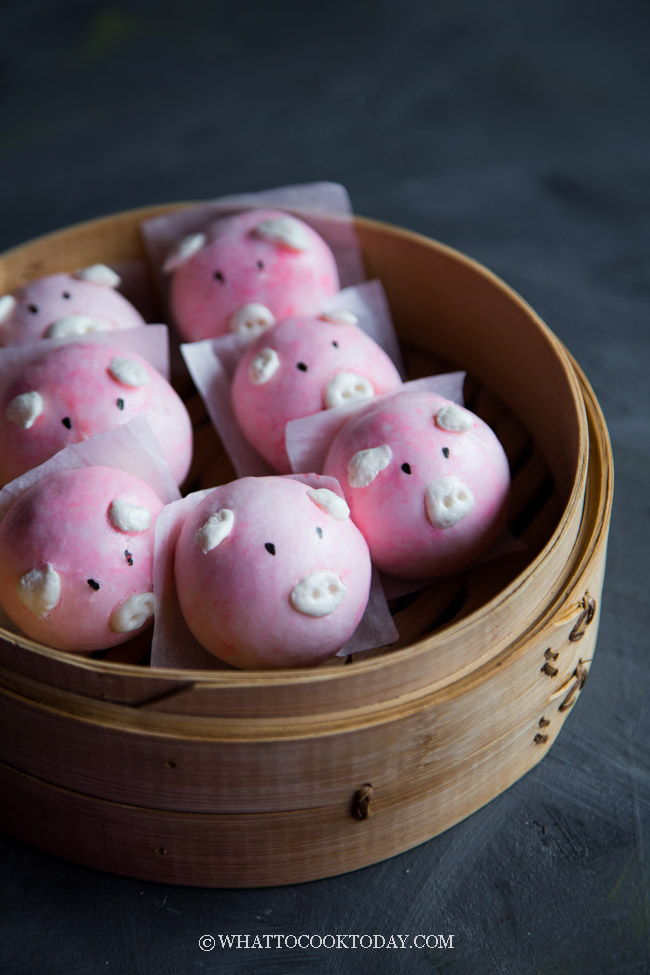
[544,648,559,661]
[541,661,559,677]
[569,594,596,642]
[559,661,589,712]
[351,783,373,820]
[538,717,550,728]
[576,660,589,687]
[533,733,549,745]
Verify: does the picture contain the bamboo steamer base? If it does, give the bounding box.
[0,208,613,887]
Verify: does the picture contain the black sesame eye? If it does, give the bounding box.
[256,260,264,270]
[62,291,72,299]
[401,462,412,474]
[442,447,450,458]
[116,398,125,411]
[87,579,100,591]
[331,341,339,348]
[214,271,225,283]
[61,417,72,429]
[296,362,308,372]
[28,304,39,314]
[316,526,323,539]
[265,542,276,555]
[124,550,134,566]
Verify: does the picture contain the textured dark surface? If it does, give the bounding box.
[1,1,649,972]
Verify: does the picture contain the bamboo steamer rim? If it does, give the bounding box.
[0,204,593,692]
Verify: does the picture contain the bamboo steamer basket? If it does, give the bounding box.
[0,205,613,887]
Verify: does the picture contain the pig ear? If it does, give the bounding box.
[434,403,474,433]
[252,216,311,252]
[319,309,358,326]
[108,498,153,533]
[163,232,207,273]
[17,562,61,618]
[6,390,44,429]
[307,488,350,521]
[194,509,235,554]
[74,264,121,288]
[347,445,393,488]
[0,294,17,323]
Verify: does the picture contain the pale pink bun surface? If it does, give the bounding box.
[168,209,340,342]
[0,466,164,652]
[231,313,403,471]
[323,390,511,579]
[0,269,146,346]
[174,476,372,669]
[0,341,193,484]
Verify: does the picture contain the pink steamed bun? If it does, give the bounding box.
[164,209,340,342]
[174,476,372,669]
[0,341,193,485]
[0,466,164,652]
[231,310,403,471]
[323,390,511,579]
[0,265,145,346]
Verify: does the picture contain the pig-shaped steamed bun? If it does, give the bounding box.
[0,341,192,485]
[164,209,340,342]
[231,310,403,471]
[0,265,146,346]
[174,476,372,668]
[323,390,511,579]
[0,466,164,652]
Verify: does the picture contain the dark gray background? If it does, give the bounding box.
[1,1,649,972]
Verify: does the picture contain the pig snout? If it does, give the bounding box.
[323,371,375,409]
[228,303,276,340]
[45,314,106,338]
[425,474,475,529]
[290,569,347,617]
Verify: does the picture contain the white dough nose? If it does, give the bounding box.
[228,303,276,340]
[290,570,347,617]
[425,474,475,529]
[323,371,375,409]
[46,314,105,338]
